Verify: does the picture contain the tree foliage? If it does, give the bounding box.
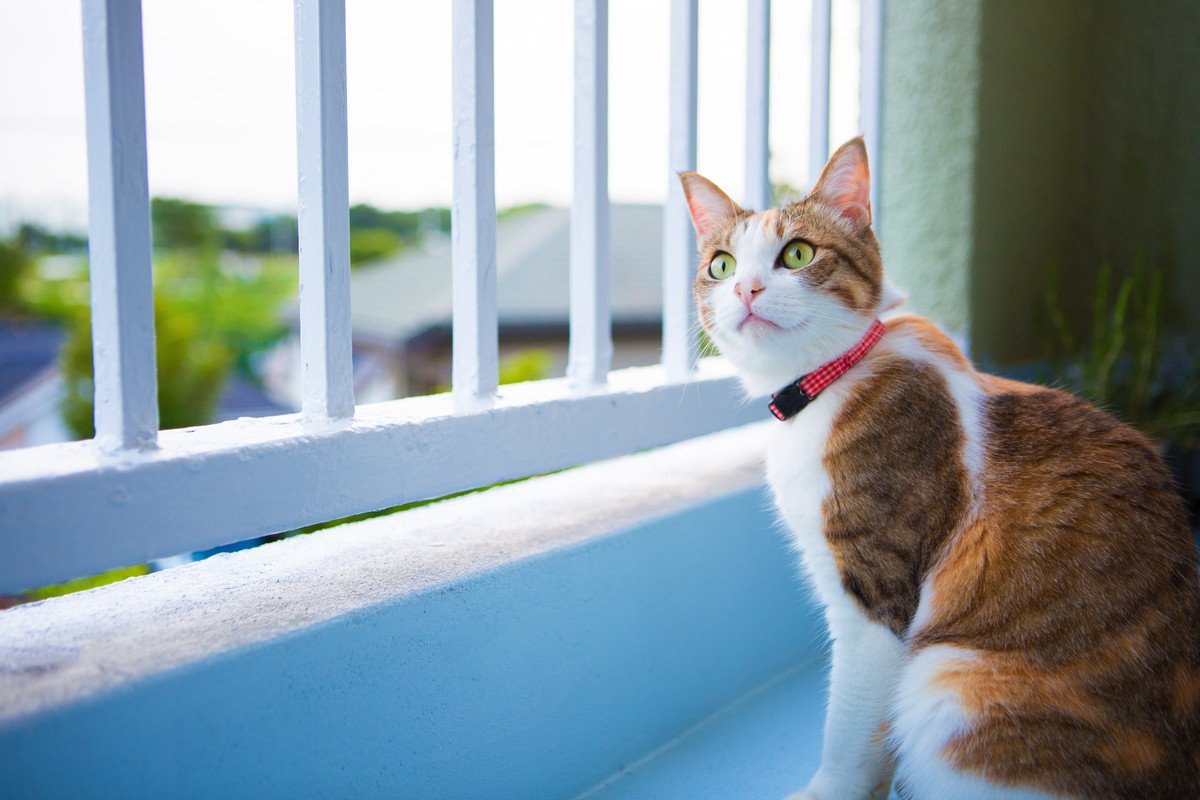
[16,222,86,254]
[60,293,234,439]
[32,246,294,439]
[151,197,220,251]
[349,203,449,238]
[222,215,298,254]
[21,197,459,439]
[349,227,402,265]
[0,237,31,315]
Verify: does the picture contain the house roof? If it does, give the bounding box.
[0,319,65,408]
[348,203,664,345]
[0,318,291,435]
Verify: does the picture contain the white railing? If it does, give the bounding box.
[0,0,882,594]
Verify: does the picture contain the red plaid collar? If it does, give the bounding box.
[768,319,886,421]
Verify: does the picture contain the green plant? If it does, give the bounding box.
[151,197,220,252]
[496,202,547,221]
[349,227,402,265]
[0,237,31,315]
[428,348,553,396]
[1044,260,1200,446]
[151,250,292,377]
[498,349,552,384]
[23,564,149,602]
[16,222,86,254]
[31,245,294,440]
[60,294,234,439]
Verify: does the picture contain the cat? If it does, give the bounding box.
[681,137,1200,800]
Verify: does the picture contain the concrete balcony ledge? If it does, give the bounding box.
[0,422,830,799]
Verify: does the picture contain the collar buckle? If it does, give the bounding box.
[765,318,887,422]
[768,381,813,421]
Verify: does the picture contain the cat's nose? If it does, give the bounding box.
[734,279,764,308]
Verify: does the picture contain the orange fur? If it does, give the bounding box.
[885,314,972,370]
[686,136,1200,799]
[910,371,1200,799]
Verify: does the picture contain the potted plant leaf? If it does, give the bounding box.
[1043,261,1200,527]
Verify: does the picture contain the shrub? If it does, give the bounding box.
[60,295,234,439]
[349,227,402,266]
[1044,260,1200,447]
[0,237,31,315]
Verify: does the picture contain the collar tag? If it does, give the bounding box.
[768,382,813,421]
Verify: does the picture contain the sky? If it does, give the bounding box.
[0,0,864,231]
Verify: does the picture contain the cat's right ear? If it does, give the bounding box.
[680,172,742,240]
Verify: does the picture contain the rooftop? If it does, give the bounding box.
[348,203,664,345]
[0,319,64,408]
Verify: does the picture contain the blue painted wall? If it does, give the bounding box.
[0,486,824,799]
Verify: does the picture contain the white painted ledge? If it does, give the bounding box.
[0,422,770,725]
[0,360,759,593]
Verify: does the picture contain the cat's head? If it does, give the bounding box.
[682,137,899,396]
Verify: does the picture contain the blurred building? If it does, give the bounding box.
[0,320,69,449]
[0,318,290,451]
[266,203,666,404]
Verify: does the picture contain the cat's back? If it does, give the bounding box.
[911,352,1200,798]
[972,371,1196,593]
[831,315,1200,797]
[969,371,1200,689]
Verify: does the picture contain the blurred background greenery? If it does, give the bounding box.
[1,196,454,441]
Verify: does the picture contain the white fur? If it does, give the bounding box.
[765,366,905,800]
[704,214,874,398]
[892,646,975,793]
[879,278,908,312]
[909,578,937,639]
[697,190,1060,798]
[763,346,908,799]
[892,647,1061,800]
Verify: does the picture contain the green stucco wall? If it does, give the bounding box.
[1077,1,1200,341]
[878,0,983,339]
[969,0,1086,362]
[881,0,1200,363]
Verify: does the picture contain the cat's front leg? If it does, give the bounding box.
[787,610,904,800]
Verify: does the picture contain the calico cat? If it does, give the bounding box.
[681,138,1200,800]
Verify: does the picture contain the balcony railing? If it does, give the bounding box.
[0,0,882,595]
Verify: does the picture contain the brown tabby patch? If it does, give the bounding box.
[821,353,970,636]
[683,137,1200,797]
[914,383,1200,799]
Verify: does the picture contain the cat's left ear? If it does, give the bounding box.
[680,172,742,240]
[810,137,872,232]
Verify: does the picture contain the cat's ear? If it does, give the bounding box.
[679,172,742,239]
[810,137,872,232]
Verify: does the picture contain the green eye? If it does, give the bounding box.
[782,240,816,270]
[708,252,736,280]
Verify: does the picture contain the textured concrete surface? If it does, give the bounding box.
[0,422,832,799]
[0,422,770,724]
[578,659,829,800]
[580,653,910,800]
[879,0,983,340]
